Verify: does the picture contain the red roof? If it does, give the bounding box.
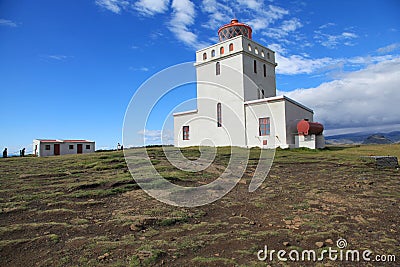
[40,140,62,143]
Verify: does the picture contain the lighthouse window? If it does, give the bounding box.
[259,117,270,136]
[220,46,224,55]
[254,60,257,73]
[248,44,252,51]
[255,47,259,54]
[211,50,215,57]
[217,103,222,127]
[261,50,265,57]
[183,126,189,140]
[229,43,234,51]
[216,62,220,75]
[267,52,270,59]
[203,53,207,60]
[263,64,266,77]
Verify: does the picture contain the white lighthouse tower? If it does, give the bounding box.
[173,19,324,149]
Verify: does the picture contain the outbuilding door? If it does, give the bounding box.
[77,144,83,154]
[54,144,60,155]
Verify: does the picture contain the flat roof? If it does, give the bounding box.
[35,139,94,143]
[244,95,314,113]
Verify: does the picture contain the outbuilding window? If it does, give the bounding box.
[183,126,189,140]
[45,145,51,150]
[69,145,74,149]
[216,62,220,75]
[259,117,270,136]
[217,103,222,127]
[86,145,90,149]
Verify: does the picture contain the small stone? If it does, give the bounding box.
[214,253,220,257]
[315,241,324,248]
[232,212,236,216]
[325,239,334,245]
[283,242,290,247]
[249,221,256,225]
[130,224,140,231]
[268,223,273,227]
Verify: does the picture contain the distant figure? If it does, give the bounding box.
[117,143,121,151]
[20,148,25,157]
[3,148,7,158]
[121,145,123,150]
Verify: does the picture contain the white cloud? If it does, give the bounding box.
[377,43,400,54]
[319,22,335,29]
[275,53,334,75]
[169,0,210,50]
[200,0,233,30]
[95,0,129,14]
[314,30,358,49]
[0,19,17,27]
[263,18,302,40]
[41,54,72,61]
[134,0,169,16]
[284,58,400,130]
[129,66,150,71]
[138,129,173,144]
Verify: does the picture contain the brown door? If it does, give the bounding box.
[54,144,60,155]
[77,144,83,154]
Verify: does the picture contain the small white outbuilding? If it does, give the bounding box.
[33,139,95,157]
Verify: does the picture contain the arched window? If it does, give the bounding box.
[261,50,265,57]
[248,44,252,51]
[203,52,207,60]
[229,43,234,51]
[217,103,222,127]
[263,64,266,77]
[255,47,259,54]
[262,89,265,98]
[254,60,257,73]
[267,52,270,59]
[216,62,220,75]
[211,50,215,57]
[220,46,224,55]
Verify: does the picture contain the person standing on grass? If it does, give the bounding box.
[3,148,7,158]
[21,148,25,157]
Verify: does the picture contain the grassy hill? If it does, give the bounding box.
[0,145,399,266]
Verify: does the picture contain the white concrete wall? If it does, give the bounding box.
[60,142,95,155]
[284,99,314,147]
[33,140,95,157]
[245,100,287,148]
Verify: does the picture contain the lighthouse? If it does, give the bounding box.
[173,19,325,149]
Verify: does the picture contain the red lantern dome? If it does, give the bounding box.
[218,19,252,42]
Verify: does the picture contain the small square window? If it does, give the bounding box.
[86,144,90,149]
[69,145,74,149]
[45,144,51,150]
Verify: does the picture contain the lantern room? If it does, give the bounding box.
[218,18,252,41]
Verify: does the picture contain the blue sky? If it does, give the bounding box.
[0,0,399,153]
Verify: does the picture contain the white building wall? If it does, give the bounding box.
[33,140,95,157]
[284,100,314,147]
[245,100,287,148]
